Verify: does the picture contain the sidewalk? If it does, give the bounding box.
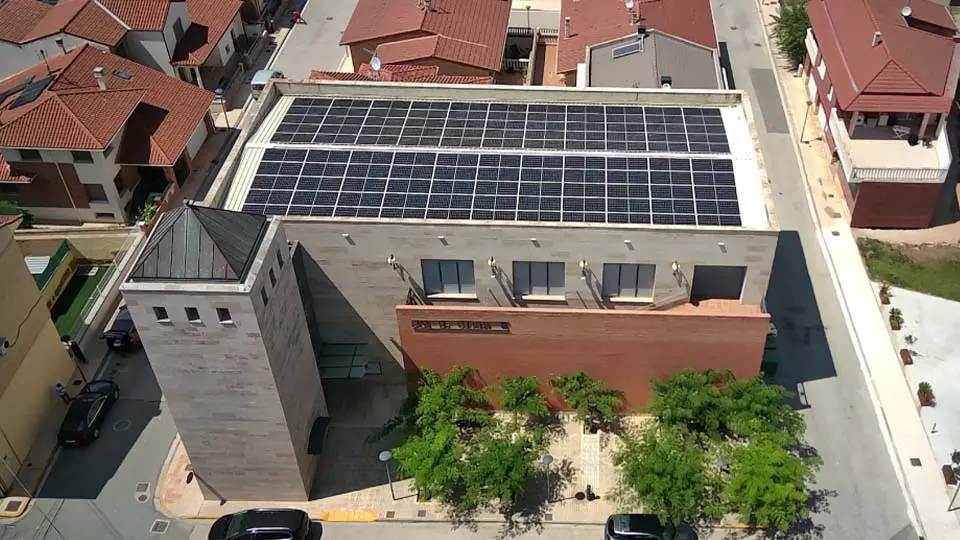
[757,1,960,538]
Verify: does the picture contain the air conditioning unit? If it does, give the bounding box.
[855,115,866,126]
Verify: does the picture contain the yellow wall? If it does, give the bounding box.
[16,229,135,263]
[0,225,75,494]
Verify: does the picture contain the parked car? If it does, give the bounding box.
[605,514,698,540]
[208,508,317,540]
[57,380,120,447]
[101,306,140,353]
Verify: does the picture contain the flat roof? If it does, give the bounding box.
[219,82,774,230]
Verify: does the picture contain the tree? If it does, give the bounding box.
[496,375,550,421]
[773,0,811,68]
[724,376,805,445]
[648,369,728,435]
[613,425,717,527]
[393,423,465,502]
[460,423,543,513]
[414,367,492,434]
[550,371,624,432]
[722,438,821,532]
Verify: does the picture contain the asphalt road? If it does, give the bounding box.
[3,349,196,540]
[711,1,915,539]
[269,0,361,80]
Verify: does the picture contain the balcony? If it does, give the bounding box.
[805,28,819,66]
[829,109,950,184]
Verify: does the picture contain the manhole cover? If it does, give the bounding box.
[3,500,22,513]
[137,494,149,503]
[114,419,131,432]
[136,482,150,493]
[150,519,170,534]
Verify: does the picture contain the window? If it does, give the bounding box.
[94,212,115,220]
[185,307,201,323]
[153,306,169,321]
[71,150,93,163]
[19,149,41,162]
[269,268,277,287]
[421,259,475,295]
[602,263,656,299]
[260,286,269,306]
[87,397,107,425]
[276,250,284,269]
[216,308,232,323]
[513,262,564,297]
[173,19,185,42]
[83,183,108,201]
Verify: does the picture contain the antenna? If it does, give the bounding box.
[38,49,51,76]
[370,55,382,81]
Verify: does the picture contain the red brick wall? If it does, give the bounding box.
[850,182,941,229]
[396,305,770,410]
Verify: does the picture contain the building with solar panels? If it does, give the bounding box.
[190,80,779,412]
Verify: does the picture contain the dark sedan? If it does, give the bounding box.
[208,508,317,540]
[605,514,699,540]
[57,380,120,447]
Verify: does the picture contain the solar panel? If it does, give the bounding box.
[242,150,741,226]
[0,76,33,106]
[9,76,55,109]
[271,99,730,154]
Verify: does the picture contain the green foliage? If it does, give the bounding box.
[918,381,934,401]
[550,371,624,431]
[889,308,904,328]
[460,423,543,512]
[722,439,821,532]
[414,367,492,433]
[0,200,32,228]
[496,375,550,420]
[648,370,728,434]
[613,425,717,527]
[724,376,805,445]
[772,0,811,68]
[393,423,465,502]
[857,237,960,302]
[137,201,159,224]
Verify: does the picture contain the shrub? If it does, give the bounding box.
[918,382,935,402]
[889,307,904,329]
[772,0,811,68]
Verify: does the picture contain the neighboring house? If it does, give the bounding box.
[309,63,493,84]
[340,0,511,76]
[0,214,76,496]
[0,0,246,93]
[804,0,960,229]
[557,0,721,88]
[0,44,214,224]
[121,204,327,502]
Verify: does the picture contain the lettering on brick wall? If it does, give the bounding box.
[411,320,511,333]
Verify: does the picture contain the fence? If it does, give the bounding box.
[35,240,71,290]
[68,231,139,343]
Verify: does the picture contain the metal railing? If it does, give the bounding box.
[502,58,530,73]
[508,26,535,37]
[68,232,138,342]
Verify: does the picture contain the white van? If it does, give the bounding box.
[251,69,284,99]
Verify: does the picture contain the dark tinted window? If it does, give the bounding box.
[62,397,97,431]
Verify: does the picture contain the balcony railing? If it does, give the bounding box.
[501,58,530,73]
[805,28,818,65]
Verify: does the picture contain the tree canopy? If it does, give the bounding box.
[496,375,550,420]
[773,0,812,68]
[550,371,624,432]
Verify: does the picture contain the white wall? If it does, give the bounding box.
[0,35,105,80]
[162,2,192,58]
[185,117,208,160]
[124,31,175,76]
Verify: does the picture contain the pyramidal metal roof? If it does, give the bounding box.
[129,203,268,282]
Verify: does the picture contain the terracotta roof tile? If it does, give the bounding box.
[340,0,510,71]
[0,160,34,183]
[557,0,718,74]
[0,214,23,227]
[807,0,957,112]
[98,0,172,31]
[309,63,493,84]
[0,0,51,43]
[0,44,213,166]
[172,0,243,66]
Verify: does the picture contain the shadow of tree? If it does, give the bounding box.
[527,411,566,443]
[496,458,579,539]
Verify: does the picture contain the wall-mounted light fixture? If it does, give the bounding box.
[579,259,589,280]
[488,257,498,278]
[342,233,351,239]
[671,261,680,273]
[386,254,397,268]
[671,261,684,285]
[717,241,727,254]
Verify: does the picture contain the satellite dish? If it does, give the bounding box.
[625,0,634,8]
[370,56,382,71]
[901,6,912,18]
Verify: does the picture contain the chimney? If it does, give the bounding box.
[564,17,571,38]
[423,0,431,11]
[872,31,882,47]
[93,67,107,90]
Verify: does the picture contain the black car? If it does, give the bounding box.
[57,380,120,447]
[101,306,140,353]
[605,514,698,540]
[208,508,317,540]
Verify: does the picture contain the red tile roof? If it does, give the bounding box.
[0,214,23,227]
[340,0,511,71]
[0,0,176,47]
[98,0,173,31]
[0,44,213,166]
[557,0,718,74]
[172,0,243,66]
[0,160,34,183]
[0,0,52,43]
[310,63,493,84]
[807,0,959,112]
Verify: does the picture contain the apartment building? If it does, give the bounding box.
[804,0,960,228]
[0,45,214,224]
[557,0,723,89]
[0,0,247,93]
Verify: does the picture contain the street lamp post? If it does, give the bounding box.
[215,88,230,130]
[541,454,554,500]
[800,100,812,143]
[379,450,396,501]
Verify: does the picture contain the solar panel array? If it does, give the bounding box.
[271,98,730,153]
[242,149,742,226]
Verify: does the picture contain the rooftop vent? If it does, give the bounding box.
[422,0,431,11]
[93,67,107,90]
[872,31,882,46]
[660,75,673,89]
